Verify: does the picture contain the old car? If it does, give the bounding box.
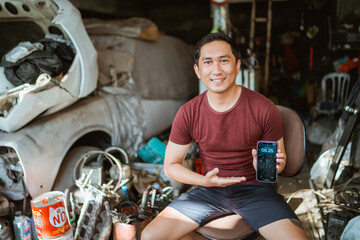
[0,0,197,200]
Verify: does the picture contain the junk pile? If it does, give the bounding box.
[308,76,360,239]
[0,140,197,240]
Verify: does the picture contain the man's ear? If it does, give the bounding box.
[194,64,200,78]
[236,59,241,74]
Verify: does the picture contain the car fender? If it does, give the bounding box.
[0,95,113,198]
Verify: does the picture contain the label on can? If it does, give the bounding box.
[31,192,71,239]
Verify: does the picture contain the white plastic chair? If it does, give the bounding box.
[321,72,350,106]
[307,72,350,144]
[311,72,351,119]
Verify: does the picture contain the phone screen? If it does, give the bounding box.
[256,141,278,183]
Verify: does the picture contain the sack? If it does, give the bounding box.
[3,51,62,86]
[1,38,74,86]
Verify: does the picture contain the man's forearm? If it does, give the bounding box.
[164,162,206,186]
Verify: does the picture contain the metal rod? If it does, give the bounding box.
[264,0,272,95]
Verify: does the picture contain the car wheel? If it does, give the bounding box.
[52,146,101,192]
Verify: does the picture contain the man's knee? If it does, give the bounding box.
[141,226,154,240]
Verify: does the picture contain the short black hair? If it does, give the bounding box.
[194,32,241,66]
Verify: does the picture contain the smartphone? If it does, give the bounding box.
[256,141,278,183]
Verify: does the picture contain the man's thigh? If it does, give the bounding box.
[230,183,299,232]
[141,206,200,240]
[258,218,309,240]
[169,186,233,226]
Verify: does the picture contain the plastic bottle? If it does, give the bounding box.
[13,211,32,240]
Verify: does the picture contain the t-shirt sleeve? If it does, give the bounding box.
[261,102,283,141]
[169,106,192,145]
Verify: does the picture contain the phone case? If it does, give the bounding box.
[256,140,278,183]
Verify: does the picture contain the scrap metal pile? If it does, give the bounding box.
[0,144,190,240]
[65,146,178,240]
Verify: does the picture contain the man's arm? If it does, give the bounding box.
[164,140,246,187]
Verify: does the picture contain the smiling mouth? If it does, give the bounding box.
[211,78,226,82]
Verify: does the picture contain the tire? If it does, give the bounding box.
[52,146,101,192]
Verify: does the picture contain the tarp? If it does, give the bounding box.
[89,32,198,100]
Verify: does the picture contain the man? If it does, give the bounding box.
[141,32,309,240]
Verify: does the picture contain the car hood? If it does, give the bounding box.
[0,0,98,132]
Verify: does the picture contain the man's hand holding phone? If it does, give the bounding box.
[275,149,286,173]
[253,141,286,183]
[252,148,286,171]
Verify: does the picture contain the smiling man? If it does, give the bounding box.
[141,32,309,240]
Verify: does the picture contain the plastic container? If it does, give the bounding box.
[13,211,32,240]
[138,137,166,164]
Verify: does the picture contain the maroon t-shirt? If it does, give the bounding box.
[169,87,283,183]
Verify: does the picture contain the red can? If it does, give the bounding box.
[31,191,72,239]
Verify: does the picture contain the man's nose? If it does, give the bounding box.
[212,62,223,74]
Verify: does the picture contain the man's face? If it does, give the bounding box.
[194,40,240,94]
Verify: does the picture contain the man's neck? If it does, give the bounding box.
[207,85,242,112]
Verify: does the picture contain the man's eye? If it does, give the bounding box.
[204,61,212,65]
[221,59,229,63]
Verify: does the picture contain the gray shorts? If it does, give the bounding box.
[169,183,298,232]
